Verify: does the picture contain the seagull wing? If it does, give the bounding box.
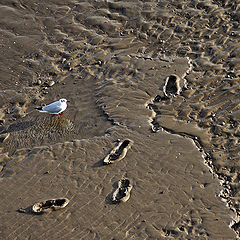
[42,101,62,114]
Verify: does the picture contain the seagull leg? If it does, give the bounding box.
[58,113,61,119]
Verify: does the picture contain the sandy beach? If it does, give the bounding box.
[0,0,239,239]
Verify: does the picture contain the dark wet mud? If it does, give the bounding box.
[0,0,239,239]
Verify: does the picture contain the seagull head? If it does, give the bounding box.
[59,98,68,104]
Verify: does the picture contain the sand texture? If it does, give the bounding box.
[0,0,239,239]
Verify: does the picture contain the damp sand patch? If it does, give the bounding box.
[1,116,74,154]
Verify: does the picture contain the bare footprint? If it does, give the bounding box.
[103,139,133,165]
[112,178,133,203]
[18,198,69,214]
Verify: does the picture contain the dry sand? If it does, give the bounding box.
[0,0,239,239]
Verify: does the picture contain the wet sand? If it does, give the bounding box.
[0,0,239,239]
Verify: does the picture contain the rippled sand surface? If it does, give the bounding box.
[0,0,239,239]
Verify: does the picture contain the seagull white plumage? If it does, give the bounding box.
[35,99,68,119]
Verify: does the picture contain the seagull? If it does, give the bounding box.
[35,99,68,119]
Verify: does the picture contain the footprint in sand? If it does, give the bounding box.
[18,198,69,214]
[103,139,133,165]
[111,178,133,203]
[163,74,182,97]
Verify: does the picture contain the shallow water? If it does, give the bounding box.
[0,0,239,239]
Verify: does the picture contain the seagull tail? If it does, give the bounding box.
[35,107,45,112]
